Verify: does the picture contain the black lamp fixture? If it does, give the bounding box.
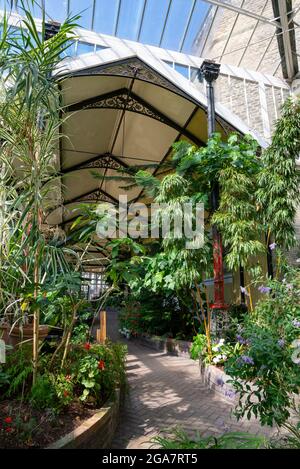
[198,60,221,138]
[44,21,61,41]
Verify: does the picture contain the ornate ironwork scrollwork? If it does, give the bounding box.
[83,91,167,126]
[76,155,123,171]
[73,190,115,204]
[72,57,191,101]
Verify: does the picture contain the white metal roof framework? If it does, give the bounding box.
[197,0,300,82]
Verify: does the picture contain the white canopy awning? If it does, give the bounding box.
[48,48,268,266]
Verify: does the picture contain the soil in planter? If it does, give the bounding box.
[0,399,104,449]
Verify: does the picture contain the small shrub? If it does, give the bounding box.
[30,374,58,410]
[153,428,267,449]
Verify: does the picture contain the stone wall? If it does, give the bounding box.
[192,69,290,140]
[195,0,297,80]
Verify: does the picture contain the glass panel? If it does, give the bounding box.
[190,66,199,81]
[174,63,189,79]
[181,1,210,53]
[76,41,95,55]
[23,0,43,18]
[61,40,77,57]
[163,60,174,68]
[116,0,145,41]
[138,0,169,46]
[69,0,94,29]
[161,0,193,51]
[96,44,107,51]
[1,0,16,11]
[44,0,68,23]
[93,0,119,35]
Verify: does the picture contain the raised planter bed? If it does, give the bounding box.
[199,360,238,404]
[131,333,192,358]
[47,388,122,449]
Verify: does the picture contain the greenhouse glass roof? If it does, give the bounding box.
[1,1,299,81]
[0,0,210,53]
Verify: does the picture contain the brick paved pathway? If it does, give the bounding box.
[107,309,274,449]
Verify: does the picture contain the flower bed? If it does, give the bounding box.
[0,341,127,449]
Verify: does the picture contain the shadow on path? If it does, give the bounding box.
[106,308,273,449]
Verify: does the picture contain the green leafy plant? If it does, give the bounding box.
[51,373,74,407]
[225,266,300,427]
[153,427,267,449]
[29,374,58,410]
[190,334,207,360]
[257,96,300,250]
[76,355,101,402]
[190,334,243,365]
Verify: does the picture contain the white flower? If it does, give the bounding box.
[213,354,223,364]
[296,259,300,264]
[212,339,225,352]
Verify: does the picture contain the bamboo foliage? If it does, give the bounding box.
[212,167,265,270]
[257,96,300,250]
[0,2,79,384]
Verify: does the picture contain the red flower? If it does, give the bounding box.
[84,342,91,350]
[63,390,69,397]
[98,360,105,371]
[5,427,12,433]
[4,417,12,424]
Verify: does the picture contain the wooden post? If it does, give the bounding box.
[99,310,107,344]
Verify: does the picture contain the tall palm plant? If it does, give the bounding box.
[0,2,79,383]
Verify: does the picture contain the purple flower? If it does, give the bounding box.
[278,339,285,348]
[236,334,248,345]
[286,284,293,291]
[292,319,300,328]
[216,378,225,387]
[225,390,236,399]
[240,355,254,365]
[269,243,277,251]
[258,286,271,294]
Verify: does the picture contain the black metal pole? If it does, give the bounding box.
[199,60,226,311]
[239,265,246,304]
